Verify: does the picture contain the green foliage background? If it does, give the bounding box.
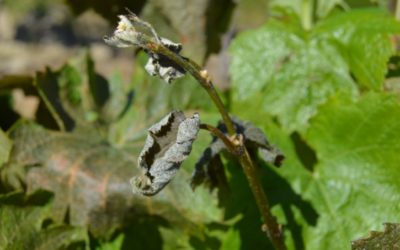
[1,0,400,249]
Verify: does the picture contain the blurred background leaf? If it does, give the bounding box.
[0,130,11,167]
[0,190,89,250]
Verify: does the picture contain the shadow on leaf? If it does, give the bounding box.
[224,160,318,250]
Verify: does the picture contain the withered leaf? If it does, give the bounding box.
[132,111,200,196]
[104,14,187,84]
[144,37,187,84]
[191,117,284,190]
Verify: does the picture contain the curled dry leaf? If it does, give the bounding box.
[144,37,186,84]
[103,15,140,48]
[132,111,200,196]
[191,118,284,190]
[104,13,186,83]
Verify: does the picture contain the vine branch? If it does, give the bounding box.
[105,15,287,250]
[143,41,236,136]
[199,123,237,153]
[144,36,286,250]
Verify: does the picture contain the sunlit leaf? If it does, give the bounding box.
[314,9,400,90]
[299,93,400,249]
[232,92,400,249]
[230,20,357,132]
[230,9,400,132]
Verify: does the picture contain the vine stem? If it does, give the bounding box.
[200,123,286,250]
[238,148,286,250]
[144,41,236,136]
[143,39,286,250]
[199,123,236,153]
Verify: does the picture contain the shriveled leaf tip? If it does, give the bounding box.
[104,12,187,84]
[104,15,138,48]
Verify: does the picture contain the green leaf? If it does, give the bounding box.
[352,223,400,250]
[230,21,358,132]
[33,225,89,250]
[59,64,83,106]
[300,93,400,249]
[270,0,346,21]
[220,228,241,250]
[259,93,400,250]
[95,234,124,250]
[0,191,88,250]
[230,9,400,132]
[270,0,303,19]
[0,129,11,167]
[0,200,50,249]
[232,92,400,249]
[314,9,400,90]
[316,0,347,18]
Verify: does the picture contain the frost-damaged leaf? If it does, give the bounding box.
[352,223,400,250]
[0,191,89,250]
[132,111,200,196]
[104,14,187,84]
[191,117,283,190]
[144,37,187,84]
